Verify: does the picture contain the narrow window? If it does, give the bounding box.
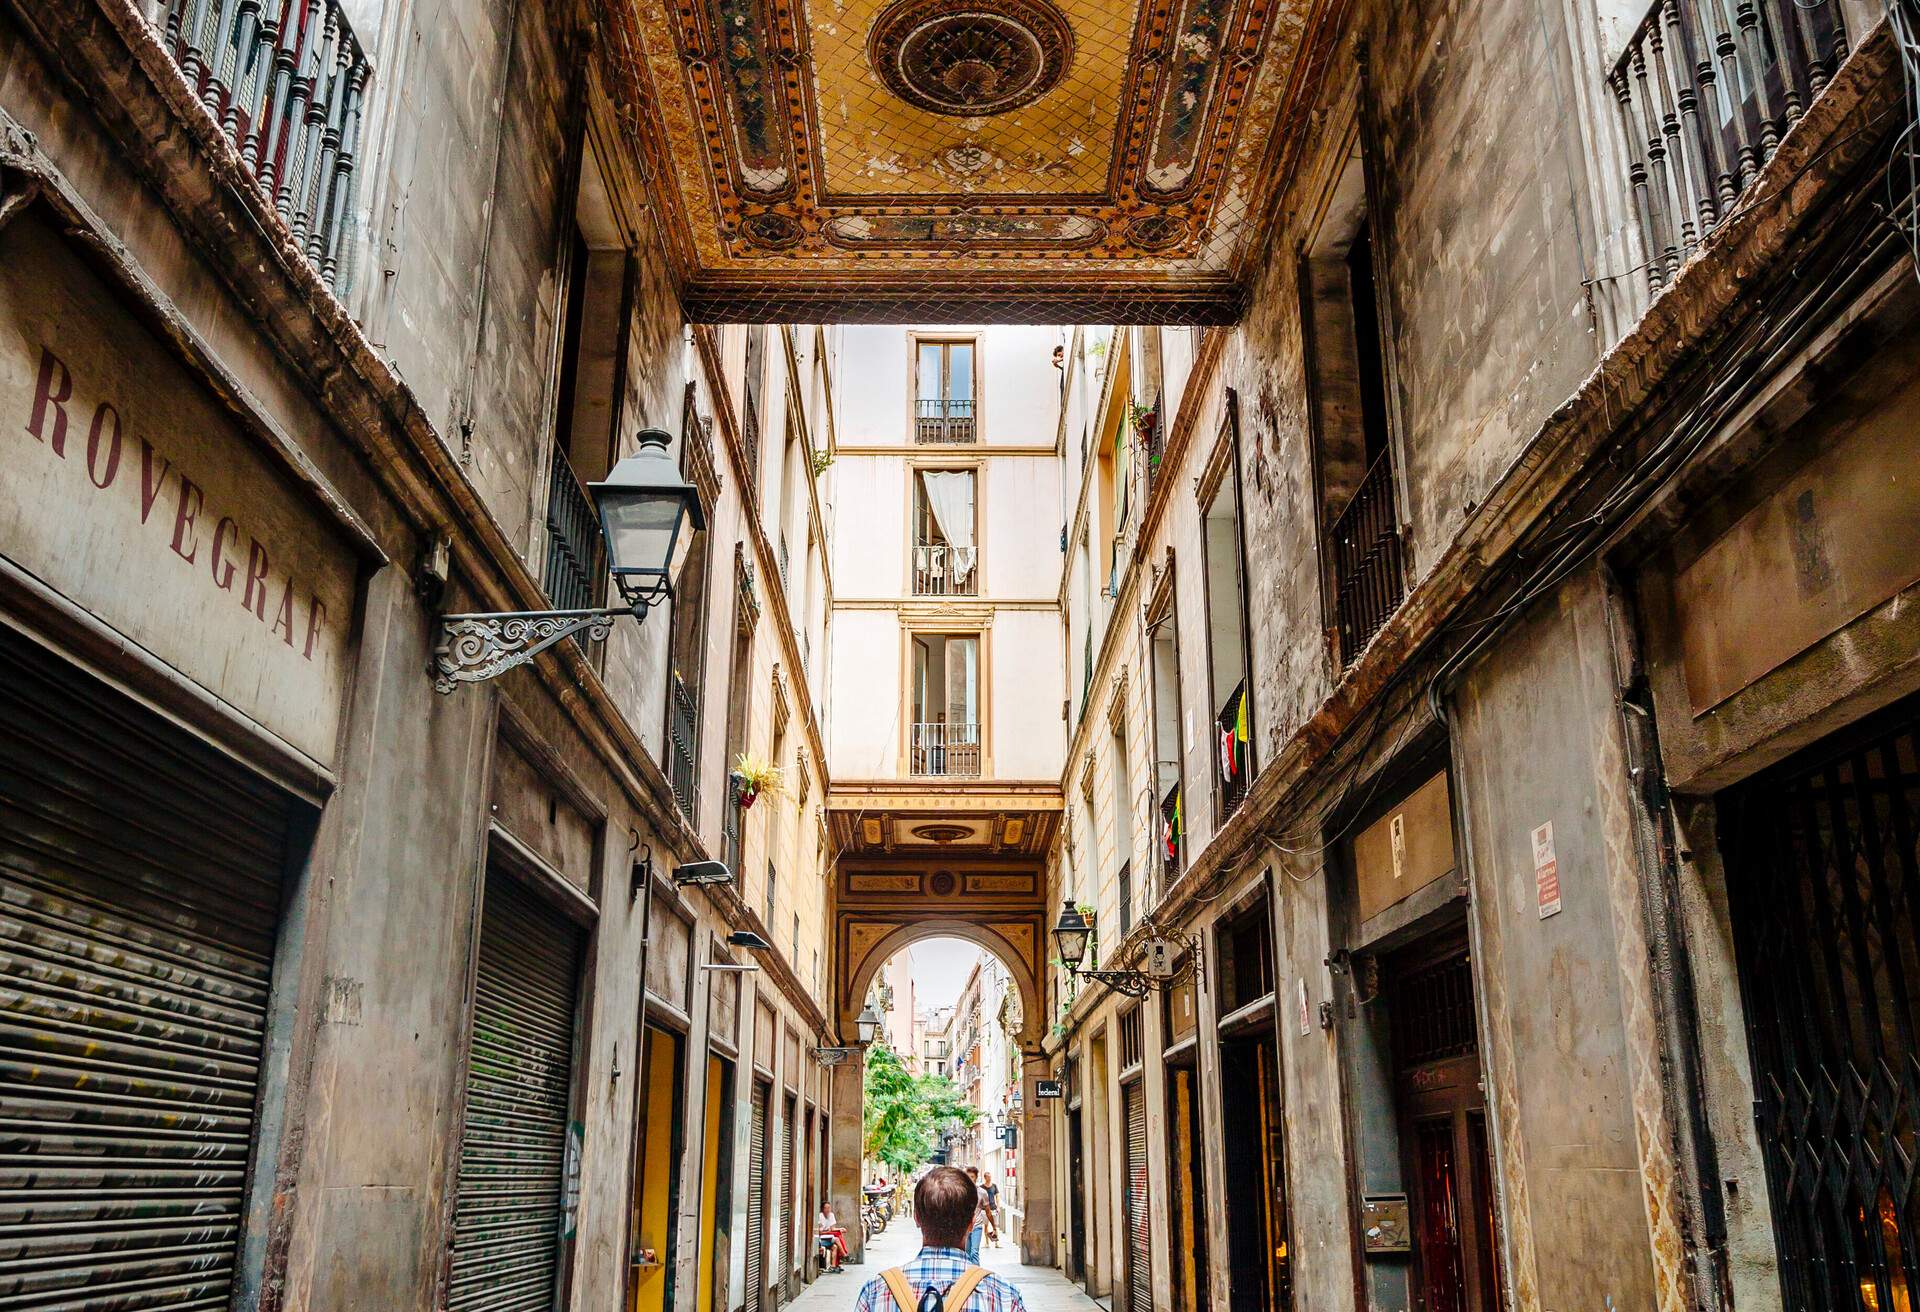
[544,142,630,618]
[913,469,978,596]
[742,326,767,475]
[1303,150,1405,667]
[911,634,981,776]
[1202,406,1253,824]
[665,389,712,821]
[914,339,976,443]
[721,556,755,875]
[1147,572,1185,888]
[1112,716,1135,936]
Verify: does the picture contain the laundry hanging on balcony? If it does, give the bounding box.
[1163,789,1182,864]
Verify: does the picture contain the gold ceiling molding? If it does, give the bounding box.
[590,0,1346,320]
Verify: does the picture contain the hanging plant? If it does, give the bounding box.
[1126,401,1161,464]
[731,753,785,810]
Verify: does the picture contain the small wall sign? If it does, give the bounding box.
[1034,1079,1064,1099]
[1533,821,1561,919]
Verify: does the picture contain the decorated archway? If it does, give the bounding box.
[823,783,1063,1266]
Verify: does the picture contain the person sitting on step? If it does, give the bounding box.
[852,1166,1026,1312]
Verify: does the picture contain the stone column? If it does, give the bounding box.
[829,1049,868,1265]
[1019,1047,1056,1267]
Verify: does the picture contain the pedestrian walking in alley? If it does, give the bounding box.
[963,1167,986,1262]
[980,1174,1000,1247]
[853,1167,1027,1312]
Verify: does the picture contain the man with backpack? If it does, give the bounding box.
[852,1167,1027,1312]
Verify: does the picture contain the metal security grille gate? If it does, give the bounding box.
[0,625,293,1308]
[449,867,584,1311]
[778,1097,794,1280]
[1723,696,1920,1312]
[1124,1080,1151,1312]
[747,1085,769,1312]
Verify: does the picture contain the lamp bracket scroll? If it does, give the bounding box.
[432,603,643,693]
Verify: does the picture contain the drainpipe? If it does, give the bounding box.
[1601,571,1729,1312]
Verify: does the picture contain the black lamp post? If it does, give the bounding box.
[432,428,704,692]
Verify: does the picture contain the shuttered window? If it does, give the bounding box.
[747,1084,769,1312]
[449,868,584,1311]
[1124,1080,1152,1312]
[0,628,295,1308]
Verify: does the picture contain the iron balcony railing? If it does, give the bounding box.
[915,398,976,444]
[742,391,761,476]
[1610,0,1848,292]
[1139,389,1166,502]
[722,784,742,875]
[910,722,981,777]
[667,673,699,821]
[912,543,977,595]
[1216,681,1250,822]
[543,450,605,616]
[1327,450,1404,667]
[163,0,369,291]
[1160,782,1181,879]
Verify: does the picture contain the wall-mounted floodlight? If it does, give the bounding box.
[727,929,773,951]
[674,860,733,887]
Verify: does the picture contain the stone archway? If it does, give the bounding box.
[839,916,1045,1049]
[822,786,1063,1266]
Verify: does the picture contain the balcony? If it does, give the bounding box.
[1610,0,1848,293]
[913,543,978,596]
[910,722,981,777]
[1326,450,1404,666]
[667,673,698,821]
[1160,782,1182,879]
[163,0,370,291]
[742,390,761,475]
[1216,681,1249,822]
[915,398,976,444]
[543,451,605,615]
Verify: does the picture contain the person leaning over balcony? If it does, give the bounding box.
[853,1167,1026,1312]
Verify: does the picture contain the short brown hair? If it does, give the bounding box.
[913,1167,979,1248]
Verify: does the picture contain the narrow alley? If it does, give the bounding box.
[2,0,1917,1307]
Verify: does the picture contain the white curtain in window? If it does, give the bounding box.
[920,471,976,579]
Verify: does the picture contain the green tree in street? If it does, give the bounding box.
[863,1043,976,1176]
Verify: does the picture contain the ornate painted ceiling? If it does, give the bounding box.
[596,0,1343,320]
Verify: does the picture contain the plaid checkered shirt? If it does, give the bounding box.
[852,1247,1027,1312]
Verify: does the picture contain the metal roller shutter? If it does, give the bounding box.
[778,1098,794,1278]
[0,625,293,1308]
[746,1084,768,1312]
[449,868,584,1311]
[1125,1080,1151,1312]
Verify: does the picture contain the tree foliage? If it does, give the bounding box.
[863,1043,976,1176]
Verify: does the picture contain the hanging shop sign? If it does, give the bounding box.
[1034,1079,1064,1100]
[0,215,356,764]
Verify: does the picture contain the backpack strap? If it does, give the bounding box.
[946,1267,990,1310]
[880,1268,917,1311]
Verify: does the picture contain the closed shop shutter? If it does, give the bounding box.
[778,1099,794,1277]
[0,625,294,1307]
[1124,1080,1151,1312]
[449,868,584,1311]
[747,1085,768,1312]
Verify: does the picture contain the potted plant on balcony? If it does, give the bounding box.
[1126,401,1160,463]
[731,753,785,810]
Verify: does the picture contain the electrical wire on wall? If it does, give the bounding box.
[1888,0,1920,279]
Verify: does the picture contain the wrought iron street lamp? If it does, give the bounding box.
[1051,898,1200,999]
[432,429,704,692]
[815,1003,887,1066]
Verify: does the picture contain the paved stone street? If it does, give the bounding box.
[789,1221,1103,1312]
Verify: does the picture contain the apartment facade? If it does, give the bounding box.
[1041,2,1912,1312]
[0,4,842,1312]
